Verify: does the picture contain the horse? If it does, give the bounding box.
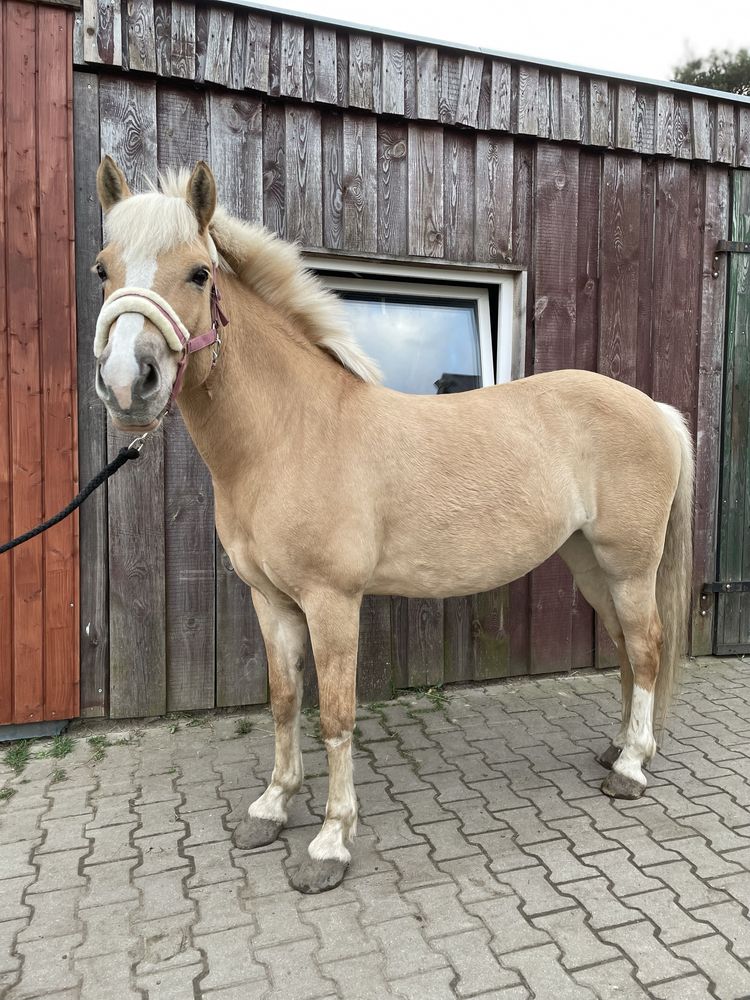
[92,156,694,894]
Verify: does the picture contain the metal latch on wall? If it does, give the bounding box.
[699,581,750,617]
[713,240,750,278]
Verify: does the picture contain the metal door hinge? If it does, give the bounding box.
[712,240,750,278]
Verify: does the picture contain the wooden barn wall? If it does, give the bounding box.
[71,4,741,716]
[0,1,79,726]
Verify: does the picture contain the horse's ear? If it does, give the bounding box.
[187,161,217,233]
[96,156,131,213]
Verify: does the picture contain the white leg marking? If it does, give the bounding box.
[308,734,357,863]
[612,684,656,787]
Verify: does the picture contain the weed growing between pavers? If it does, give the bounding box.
[49,735,75,759]
[88,736,111,762]
[50,768,66,784]
[3,741,30,773]
[234,718,253,736]
[0,785,16,802]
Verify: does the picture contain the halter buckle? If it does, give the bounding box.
[128,432,150,452]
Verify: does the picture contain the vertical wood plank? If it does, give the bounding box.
[382,39,405,117]
[268,20,281,96]
[371,39,382,115]
[280,19,304,99]
[416,46,439,121]
[561,73,581,142]
[616,84,636,151]
[263,104,286,237]
[408,125,444,258]
[100,77,166,719]
[37,6,79,721]
[588,79,610,147]
[537,72,561,142]
[635,90,656,155]
[348,32,372,110]
[407,599,443,688]
[477,60,492,132]
[156,87,215,712]
[170,1,195,80]
[738,108,750,168]
[343,114,377,253]
[403,45,417,120]
[322,112,344,250]
[228,13,248,92]
[314,27,337,105]
[490,61,512,133]
[692,97,712,161]
[377,124,408,256]
[674,96,692,160]
[474,135,513,263]
[530,143,579,675]
[692,167,729,654]
[715,102,736,165]
[357,597,392,702]
[438,53,460,125]
[515,65,539,136]
[0,3,9,723]
[443,596,472,685]
[204,7,233,87]
[656,91,675,156]
[245,12,271,92]
[83,0,122,66]
[303,26,314,102]
[127,0,156,73]
[336,32,348,107]
[636,160,657,395]
[216,553,268,707]
[285,106,322,246]
[74,72,108,718]
[443,129,474,263]
[455,55,483,129]
[209,93,263,226]
[473,589,510,680]
[6,1,44,722]
[153,0,171,77]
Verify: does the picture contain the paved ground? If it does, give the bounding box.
[2,657,750,999]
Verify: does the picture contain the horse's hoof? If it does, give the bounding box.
[232,815,283,850]
[290,858,348,894]
[596,744,622,770]
[601,769,646,800]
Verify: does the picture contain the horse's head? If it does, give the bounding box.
[94,156,219,431]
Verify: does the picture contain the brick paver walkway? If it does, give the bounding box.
[2,657,750,999]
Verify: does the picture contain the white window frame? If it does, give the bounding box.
[308,255,527,386]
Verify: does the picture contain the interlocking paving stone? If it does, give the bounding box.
[599,920,695,984]
[672,933,750,997]
[432,928,519,996]
[500,943,598,999]
[572,958,651,999]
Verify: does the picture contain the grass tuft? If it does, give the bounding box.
[0,786,16,802]
[50,767,67,784]
[234,718,253,737]
[87,735,111,762]
[4,742,30,774]
[50,734,75,759]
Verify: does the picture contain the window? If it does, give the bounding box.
[312,258,525,395]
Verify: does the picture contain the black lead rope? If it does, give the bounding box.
[0,441,146,555]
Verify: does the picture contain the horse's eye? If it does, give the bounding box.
[191,267,210,288]
[95,263,107,281]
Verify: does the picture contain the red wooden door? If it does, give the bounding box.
[1,0,79,725]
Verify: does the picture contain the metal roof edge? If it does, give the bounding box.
[212,0,750,106]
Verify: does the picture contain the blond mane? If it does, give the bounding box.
[151,170,381,383]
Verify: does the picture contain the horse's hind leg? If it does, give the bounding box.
[558,534,631,768]
[601,572,662,800]
[233,591,307,850]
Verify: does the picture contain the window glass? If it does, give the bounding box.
[338,293,482,395]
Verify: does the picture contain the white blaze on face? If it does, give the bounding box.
[99,255,157,409]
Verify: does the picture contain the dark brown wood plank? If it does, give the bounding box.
[156,87,215,712]
[407,598,444,687]
[170,1,195,80]
[216,552,268,707]
[280,19,303,99]
[636,160,656,396]
[529,143,579,675]
[73,71,108,718]
[391,596,409,689]
[153,0,171,77]
[473,588,510,680]
[7,1,44,722]
[357,597,392,702]
[322,112,344,250]
[408,124,444,257]
[314,26,337,105]
[438,52,460,125]
[656,91,675,156]
[443,596,472,685]
[416,45,439,121]
[126,0,156,73]
[561,72,581,142]
[263,103,286,237]
[348,32,372,110]
[285,105,322,246]
[37,5,79,721]
[343,114,377,253]
[474,135,513,263]
[245,12,271,92]
[515,64,539,136]
[204,7,233,87]
[455,55,483,129]
[443,129,474,263]
[692,166,730,654]
[99,77,165,719]
[588,78,610,147]
[382,39,404,117]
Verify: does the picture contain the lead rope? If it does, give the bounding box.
[0,435,149,555]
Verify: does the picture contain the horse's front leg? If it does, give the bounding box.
[233,590,308,850]
[291,591,360,894]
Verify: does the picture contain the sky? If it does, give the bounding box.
[249,0,748,85]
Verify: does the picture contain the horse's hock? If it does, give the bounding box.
[1,0,750,728]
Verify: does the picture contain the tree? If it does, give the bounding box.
[673,49,750,96]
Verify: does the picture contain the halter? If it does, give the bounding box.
[93,263,229,416]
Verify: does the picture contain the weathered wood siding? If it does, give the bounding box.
[71,3,747,716]
[1,1,79,725]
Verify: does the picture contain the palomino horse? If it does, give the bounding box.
[93,157,694,894]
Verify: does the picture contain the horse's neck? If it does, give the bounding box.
[177,277,348,484]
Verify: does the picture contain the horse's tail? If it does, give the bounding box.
[653,403,695,730]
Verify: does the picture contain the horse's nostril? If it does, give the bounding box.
[139,361,160,398]
[95,363,108,397]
